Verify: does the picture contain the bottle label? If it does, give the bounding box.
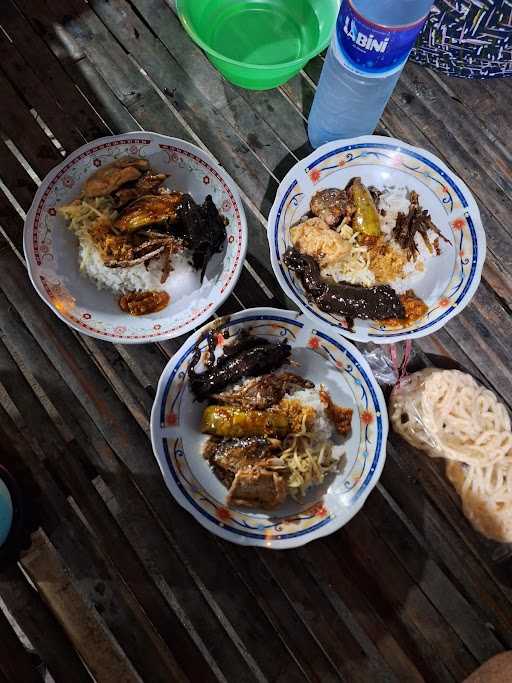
[334,0,428,78]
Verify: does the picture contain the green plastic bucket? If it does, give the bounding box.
[177,0,340,90]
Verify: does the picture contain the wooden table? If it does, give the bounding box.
[1,2,511,681]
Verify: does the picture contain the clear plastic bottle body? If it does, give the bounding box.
[308,0,434,148]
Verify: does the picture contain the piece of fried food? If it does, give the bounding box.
[84,157,149,198]
[290,217,351,270]
[114,193,183,233]
[279,399,317,433]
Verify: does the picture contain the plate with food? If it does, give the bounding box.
[24,133,247,342]
[268,135,486,343]
[150,307,387,548]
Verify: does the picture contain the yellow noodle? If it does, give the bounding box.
[281,413,340,499]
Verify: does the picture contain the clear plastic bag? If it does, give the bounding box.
[389,367,512,552]
[389,367,445,456]
[360,341,416,386]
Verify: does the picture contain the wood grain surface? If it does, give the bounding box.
[0,1,511,681]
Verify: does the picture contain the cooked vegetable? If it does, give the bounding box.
[201,406,289,438]
[350,178,381,238]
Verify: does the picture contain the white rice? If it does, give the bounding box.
[286,387,335,445]
[75,227,174,293]
[64,198,197,295]
[378,186,411,236]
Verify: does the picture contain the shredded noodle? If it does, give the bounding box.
[446,459,512,543]
[391,369,512,542]
[281,413,341,499]
[59,196,117,236]
[322,225,375,287]
[391,369,512,466]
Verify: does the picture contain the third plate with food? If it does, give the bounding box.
[268,135,486,343]
[150,307,387,548]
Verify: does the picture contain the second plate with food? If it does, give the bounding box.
[268,135,486,343]
[150,308,387,548]
[24,132,247,343]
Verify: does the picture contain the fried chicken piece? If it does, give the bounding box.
[310,188,350,227]
[114,172,168,207]
[320,389,353,436]
[227,467,288,509]
[84,157,149,198]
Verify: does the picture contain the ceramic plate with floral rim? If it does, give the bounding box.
[150,307,387,548]
[23,133,247,343]
[268,135,486,344]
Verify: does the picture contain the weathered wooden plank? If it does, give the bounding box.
[382,442,512,646]
[424,69,508,155]
[0,294,265,682]
[0,607,41,683]
[21,531,142,683]
[222,546,345,683]
[297,542,421,682]
[0,388,192,683]
[0,357,200,683]
[2,0,115,142]
[0,138,38,213]
[91,471,265,683]
[0,564,93,683]
[329,519,464,682]
[365,488,504,664]
[0,183,25,255]
[51,439,221,683]
[0,29,87,153]
[0,250,308,683]
[0,70,62,177]
[257,548,388,682]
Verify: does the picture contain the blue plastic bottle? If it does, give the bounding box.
[308,0,434,148]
